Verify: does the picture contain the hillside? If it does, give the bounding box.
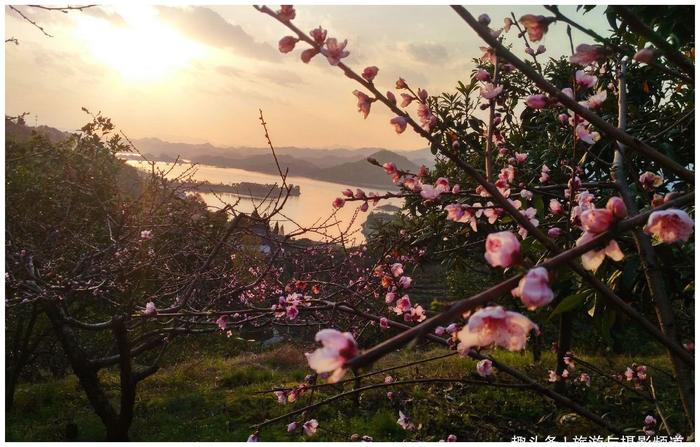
[5,121,429,188]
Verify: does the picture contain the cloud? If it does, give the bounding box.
[82,6,127,27]
[156,6,279,62]
[404,42,448,64]
[216,65,304,87]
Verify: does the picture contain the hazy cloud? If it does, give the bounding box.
[156,6,279,62]
[83,6,127,27]
[405,42,448,64]
[216,65,304,87]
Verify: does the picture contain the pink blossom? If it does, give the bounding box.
[417,88,428,102]
[353,90,372,119]
[515,152,528,164]
[385,291,396,304]
[302,419,318,436]
[397,411,415,431]
[445,204,465,221]
[476,359,493,377]
[539,164,551,183]
[277,5,296,21]
[475,69,490,81]
[644,209,695,243]
[578,373,591,387]
[548,370,559,382]
[484,231,521,268]
[140,230,153,240]
[511,267,554,310]
[518,14,554,42]
[535,44,546,55]
[383,162,397,175]
[390,116,408,134]
[395,77,408,89]
[355,188,366,199]
[576,124,600,144]
[606,196,628,219]
[520,189,533,201]
[457,306,539,353]
[321,38,349,65]
[558,113,569,123]
[361,65,379,82]
[447,434,458,442]
[549,199,563,215]
[216,315,228,331]
[435,177,450,192]
[634,47,656,64]
[409,304,427,322]
[446,323,459,334]
[526,94,548,109]
[435,326,446,336]
[286,305,299,320]
[394,295,411,314]
[390,263,404,277]
[143,301,157,316]
[400,93,414,108]
[310,26,327,45]
[575,70,597,88]
[420,185,441,201]
[570,43,606,65]
[300,48,319,63]
[639,171,663,190]
[480,82,503,99]
[413,165,426,179]
[247,433,260,442]
[548,227,562,238]
[417,103,437,131]
[305,329,358,383]
[580,208,614,233]
[379,317,390,329]
[576,231,624,272]
[341,188,354,198]
[386,91,397,105]
[274,390,288,405]
[278,36,297,53]
[398,276,412,288]
[645,415,657,426]
[287,422,298,432]
[332,197,345,208]
[452,184,461,194]
[583,89,607,109]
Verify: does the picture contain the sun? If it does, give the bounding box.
[74,5,205,82]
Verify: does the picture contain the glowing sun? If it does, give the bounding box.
[74,5,205,82]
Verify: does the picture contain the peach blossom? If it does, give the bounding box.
[570,43,606,65]
[580,208,614,233]
[519,14,554,42]
[576,231,624,272]
[390,116,408,134]
[457,306,539,353]
[321,38,349,65]
[606,196,628,219]
[476,359,493,377]
[484,231,520,268]
[362,66,379,82]
[305,329,358,383]
[511,267,554,310]
[643,209,694,243]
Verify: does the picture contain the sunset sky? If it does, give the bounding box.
[5,4,610,150]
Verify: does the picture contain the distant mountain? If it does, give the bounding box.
[313,149,420,188]
[5,121,433,188]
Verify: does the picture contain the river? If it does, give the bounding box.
[126,161,403,244]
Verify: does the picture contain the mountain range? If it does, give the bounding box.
[5,120,434,188]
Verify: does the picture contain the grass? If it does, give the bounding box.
[5,340,687,442]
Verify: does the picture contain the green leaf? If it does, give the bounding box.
[549,293,587,320]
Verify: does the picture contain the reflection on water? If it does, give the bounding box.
[126,161,403,244]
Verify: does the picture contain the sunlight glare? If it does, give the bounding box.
[74,5,205,82]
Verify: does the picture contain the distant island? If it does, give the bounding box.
[180,180,300,198]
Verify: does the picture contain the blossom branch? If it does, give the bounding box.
[451,5,695,184]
